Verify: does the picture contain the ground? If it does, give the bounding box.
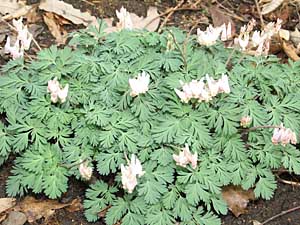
[1,0,300,224]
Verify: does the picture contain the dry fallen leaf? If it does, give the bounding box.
[16,196,70,223]
[282,41,300,61]
[291,28,300,47]
[25,6,42,24]
[2,5,33,20]
[0,198,16,213]
[65,198,83,212]
[222,185,255,217]
[261,0,284,15]
[0,0,25,15]
[39,0,97,26]
[279,29,290,41]
[252,220,263,225]
[43,12,68,45]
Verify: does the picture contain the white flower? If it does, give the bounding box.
[175,88,189,103]
[197,25,222,46]
[218,74,230,94]
[220,22,232,41]
[116,6,133,30]
[121,164,137,193]
[4,37,24,59]
[79,161,93,180]
[206,74,219,97]
[47,77,69,103]
[129,154,145,177]
[252,30,264,47]
[272,124,297,146]
[121,154,144,193]
[237,33,250,51]
[129,71,150,97]
[58,84,69,103]
[173,144,198,169]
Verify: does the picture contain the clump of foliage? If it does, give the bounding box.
[1,21,300,225]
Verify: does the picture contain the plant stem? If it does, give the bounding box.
[60,159,87,169]
[246,125,281,132]
[225,48,236,67]
[166,29,187,71]
[260,205,300,224]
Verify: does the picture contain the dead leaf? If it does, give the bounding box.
[2,5,33,20]
[2,211,27,225]
[65,198,83,212]
[16,196,70,223]
[222,185,255,217]
[261,0,284,15]
[98,205,111,218]
[25,6,41,24]
[43,12,68,45]
[0,0,25,15]
[252,220,263,225]
[282,41,300,61]
[39,0,97,26]
[291,28,300,47]
[209,6,236,36]
[279,29,290,41]
[0,198,16,213]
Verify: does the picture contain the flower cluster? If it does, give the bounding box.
[47,77,69,103]
[240,116,252,128]
[4,17,32,59]
[197,23,231,46]
[116,6,133,30]
[235,19,282,55]
[173,144,198,169]
[79,161,93,180]
[129,71,150,97]
[174,74,230,103]
[272,124,297,146]
[120,154,145,193]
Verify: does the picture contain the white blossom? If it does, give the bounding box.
[175,74,230,103]
[129,71,150,97]
[173,144,198,169]
[272,124,297,146]
[116,6,133,30]
[121,154,144,193]
[47,77,69,103]
[220,22,232,41]
[4,17,32,59]
[79,161,93,180]
[197,25,222,46]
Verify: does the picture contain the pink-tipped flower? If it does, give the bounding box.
[120,154,144,193]
[218,74,230,94]
[129,71,150,97]
[79,161,93,180]
[240,116,252,128]
[272,124,297,146]
[4,37,24,59]
[116,6,133,30]
[173,144,198,169]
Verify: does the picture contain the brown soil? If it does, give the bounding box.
[1,0,300,225]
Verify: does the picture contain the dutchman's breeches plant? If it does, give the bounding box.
[1,20,300,225]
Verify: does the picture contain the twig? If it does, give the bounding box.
[182,22,198,69]
[225,48,236,67]
[276,175,300,187]
[60,159,87,169]
[254,0,265,28]
[244,125,281,132]
[0,17,42,51]
[215,1,246,22]
[260,205,300,224]
[158,0,185,32]
[166,29,187,71]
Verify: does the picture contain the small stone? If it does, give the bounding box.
[2,211,27,225]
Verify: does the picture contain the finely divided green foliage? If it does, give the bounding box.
[1,21,300,225]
